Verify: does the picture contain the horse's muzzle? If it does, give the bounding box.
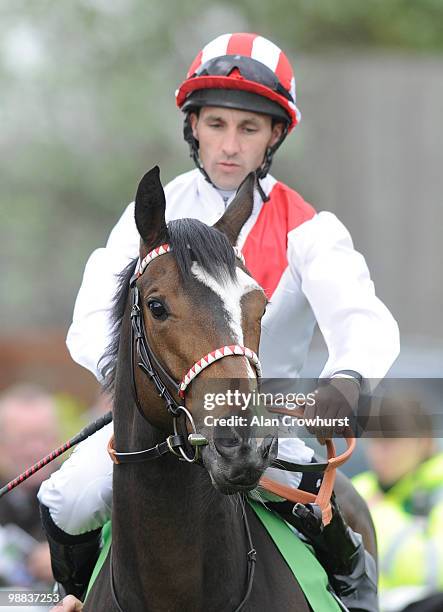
[204,432,277,494]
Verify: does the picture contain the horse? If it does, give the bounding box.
[83,166,376,611]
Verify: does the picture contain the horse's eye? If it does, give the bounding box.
[147,300,168,320]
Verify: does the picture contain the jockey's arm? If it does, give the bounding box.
[66,202,138,379]
[287,211,400,384]
[66,171,192,378]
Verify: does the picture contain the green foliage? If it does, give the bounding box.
[232,0,443,51]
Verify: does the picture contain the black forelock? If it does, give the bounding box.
[167,218,236,283]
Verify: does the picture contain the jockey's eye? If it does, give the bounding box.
[147,299,168,320]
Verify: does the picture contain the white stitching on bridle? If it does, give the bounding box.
[138,243,172,274]
[178,344,261,398]
[138,243,245,274]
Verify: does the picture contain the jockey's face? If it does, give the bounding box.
[190,106,283,190]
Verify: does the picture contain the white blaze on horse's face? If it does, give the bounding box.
[191,262,261,378]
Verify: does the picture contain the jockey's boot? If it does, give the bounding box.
[269,496,378,612]
[40,502,101,600]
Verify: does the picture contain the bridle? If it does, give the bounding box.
[108,242,262,612]
[108,242,262,464]
[107,241,356,611]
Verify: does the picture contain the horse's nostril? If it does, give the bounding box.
[213,425,243,457]
[214,433,242,457]
[217,436,240,448]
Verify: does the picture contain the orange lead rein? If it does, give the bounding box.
[260,405,356,525]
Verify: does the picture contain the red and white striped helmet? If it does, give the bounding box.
[176,33,301,133]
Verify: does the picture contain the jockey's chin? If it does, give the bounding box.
[207,163,248,192]
[204,159,256,191]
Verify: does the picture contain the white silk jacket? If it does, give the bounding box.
[67,169,400,383]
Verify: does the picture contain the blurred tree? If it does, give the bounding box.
[232,0,443,51]
[0,0,442,328]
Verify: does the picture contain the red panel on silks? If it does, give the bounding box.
[242,182,316,299]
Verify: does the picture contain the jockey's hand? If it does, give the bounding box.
[304,377,360,443]
[51,595,83,611]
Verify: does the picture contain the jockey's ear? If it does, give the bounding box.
[213,172,255,245]
[134,166,169,255]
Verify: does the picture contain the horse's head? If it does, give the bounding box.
[131,166,277,493]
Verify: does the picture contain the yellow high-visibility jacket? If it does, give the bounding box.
[353,453,443,609]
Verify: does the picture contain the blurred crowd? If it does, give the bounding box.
[0,383,110,592]
[352,395,443,612]
[0,382,442,612]
[0,385,59,588]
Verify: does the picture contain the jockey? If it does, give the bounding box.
[38,33,398,607]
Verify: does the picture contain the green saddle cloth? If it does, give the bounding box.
[86,503,341,611]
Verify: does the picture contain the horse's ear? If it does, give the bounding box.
[134,166,169,253]
[213,172,255,245]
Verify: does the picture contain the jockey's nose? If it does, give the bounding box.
[221,126,241,157]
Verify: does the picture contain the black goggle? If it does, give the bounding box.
[193,55,294,104]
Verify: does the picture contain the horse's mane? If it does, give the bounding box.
[99,218,237,394]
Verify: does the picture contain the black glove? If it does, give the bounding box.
[304,376,360,443]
